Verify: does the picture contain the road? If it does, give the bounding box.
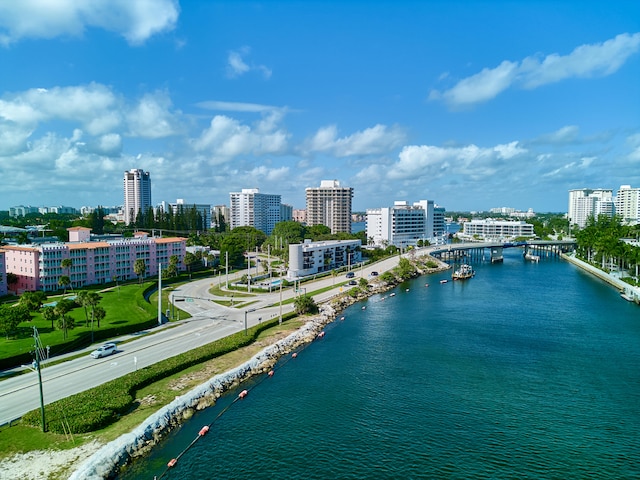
[0,253,407,426]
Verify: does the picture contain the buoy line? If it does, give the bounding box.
[154,328,328,479]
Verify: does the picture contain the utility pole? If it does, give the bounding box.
[157,263,162,326]
[33,327,46,432]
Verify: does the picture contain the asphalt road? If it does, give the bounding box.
[0,254,404,426]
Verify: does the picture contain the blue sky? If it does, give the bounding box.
[0,1,639,214]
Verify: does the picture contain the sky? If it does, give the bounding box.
[0,0,639,214]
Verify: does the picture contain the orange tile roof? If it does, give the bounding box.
[67,242,111,250]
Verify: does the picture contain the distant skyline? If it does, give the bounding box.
[0,1,639,213]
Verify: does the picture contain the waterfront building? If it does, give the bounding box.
[568,188,614,229]
[229,188,282,235]
[166,199,211,231]
[1,228,185,294]
[8,206,39,217]
[305,180,353,234]
[287,239,362,280]
[0,250,6,296]
[292,209,307,224]
[615,185,640,225]
[280,203,293,222]
[212,205,229,230]
[460,218,535,241]
[123,169,152,225]
[366,200,446,249]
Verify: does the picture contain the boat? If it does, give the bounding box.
[524,252,540,262]
[439,279,448,284]
[452,264,475,280]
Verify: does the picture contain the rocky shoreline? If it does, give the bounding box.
[0,253,448,480]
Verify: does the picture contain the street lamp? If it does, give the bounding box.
[244,308,256,335]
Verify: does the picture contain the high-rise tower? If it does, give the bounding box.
[123,169,151,225]
[305,180,353,234]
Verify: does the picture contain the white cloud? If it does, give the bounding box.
[196,101,280,113]
[534,125,581,145]
[0,0,179,46]
[304,124,406,157]
[226,47,272,79]
[192,115,289,163]
[0,84,121,135]
[627,133,640,161]
[127,92,180,139]
[432,32,640,107]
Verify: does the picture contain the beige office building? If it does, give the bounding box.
[305,180,353,234]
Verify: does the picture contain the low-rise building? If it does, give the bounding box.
[287,239,361,280]
[0,250,7,296]
[460,219,535,241]
[1,227,186,294]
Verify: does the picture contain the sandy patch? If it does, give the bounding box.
[0,440,103,480]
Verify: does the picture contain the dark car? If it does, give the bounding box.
[346,272,355,278]
[370,271,378,276]
[348,280,357,286]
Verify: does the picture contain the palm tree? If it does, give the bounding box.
[134,259,146,284]
[58,275,71,296]
[54,299,74,340]
[61,258,73,291]
[41,306,59,331]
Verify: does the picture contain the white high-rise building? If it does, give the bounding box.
[615,185,640,224]
[366,200,445,248]
[568,188,613,229]
[229,188,282,235]
[305,180,353,234]
[123,169,151,225]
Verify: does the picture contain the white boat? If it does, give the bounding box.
[524,252,540,262]
[452,264,474,280]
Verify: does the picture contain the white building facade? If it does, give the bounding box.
[568,188,614,229]
[287,239,362,280]
[123,169,152,225]
[461,219,535,240]
[229,188,282,235]
[615,185,640,225]
[366,200,446,248]
[305,180,353,234]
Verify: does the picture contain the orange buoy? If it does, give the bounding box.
[238,389,249,399]
[268,370,274,377]
[292,352,298,358]
[167,458,178,468]
[199,425,210,436]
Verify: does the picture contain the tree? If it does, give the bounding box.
[86,292,101,328]
[0,304,30,339]
[55,299,75,339]
[358,277,369,289]
[183,252,198,278]
[61,258,73,290]
[293,294,318,315]
[41,306,59,331]
[307,224,331,239]
[134,259,147,283]
[58,275,71,295]
[19,291,47,312]
[93,306,106,329]
[6,272,18,293]
[76,290,90,326]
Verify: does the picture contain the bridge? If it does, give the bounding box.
[426,240,576,263]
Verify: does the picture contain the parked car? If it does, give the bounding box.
[90,343,117,359]
[370,271,379,276]
[348,280,357,286]
[345,272,355,278]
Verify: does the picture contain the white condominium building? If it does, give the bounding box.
[123,169,152,225]
[229,188,281,235]
[615,185,640,224]
[287,239,362,279]
[305,180,353,234]
[461,219,535,240]
[568,188,613,229]
[366,200,446,248]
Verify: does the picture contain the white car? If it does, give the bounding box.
[90,343,117,359]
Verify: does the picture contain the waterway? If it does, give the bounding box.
[121,248,640,479]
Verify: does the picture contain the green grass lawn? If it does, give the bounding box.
[0,280,191,369]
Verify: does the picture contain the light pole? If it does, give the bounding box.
[244,308,256,335]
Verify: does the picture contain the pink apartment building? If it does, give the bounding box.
[1,227,186,294]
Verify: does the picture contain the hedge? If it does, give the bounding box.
[22,313,297,434]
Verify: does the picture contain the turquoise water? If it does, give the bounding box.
[122,250,640,479]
